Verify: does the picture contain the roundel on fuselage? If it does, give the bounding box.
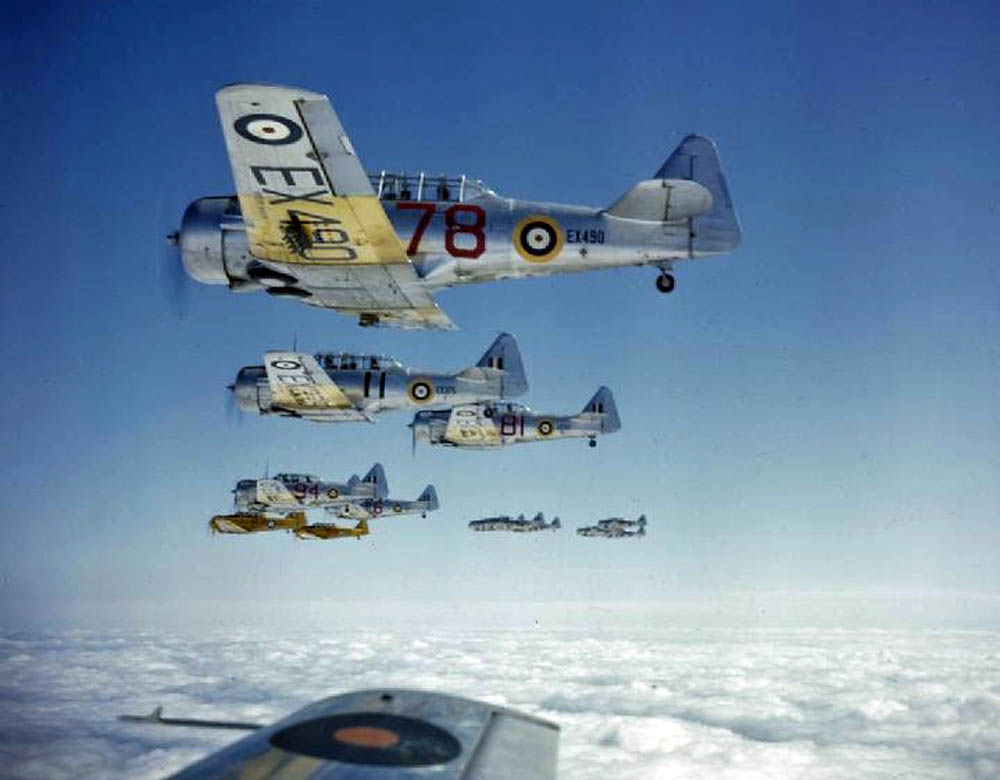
[407,379,435,404]
[536,419,556,436]
[513,215,565,263]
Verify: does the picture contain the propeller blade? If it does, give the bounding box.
[157,199,190,318]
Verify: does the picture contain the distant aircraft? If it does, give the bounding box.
[175,83,741,330]
[231,333,527,422]
[577,515,647,538]
[411,387,620,449]
[469,512,561,532]
[332,485,440,520]
[120,688,558,778]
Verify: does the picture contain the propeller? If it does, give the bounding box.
[157,199,190,318]
[225,383,242,427]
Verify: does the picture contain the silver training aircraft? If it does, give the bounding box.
[176,83,741,330]
[232,333,527,422]
[233,464,388,513]
[411,387,620,450]
[469,512,561,532]
[577,515,648,538]
[331,484,439,521]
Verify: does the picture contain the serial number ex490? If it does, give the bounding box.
[176,83,742,330]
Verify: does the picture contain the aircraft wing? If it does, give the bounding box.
[216,83,455,331]
[443,405,502,446]
[255,479,297,506]
[167,688,558,779]
[263,351,367,420]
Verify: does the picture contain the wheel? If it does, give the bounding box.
[655,273,676,294]
[588,438,597,448]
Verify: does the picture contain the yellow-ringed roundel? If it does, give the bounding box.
[513,215,565,263]
[407,379,435,404]
[234,113,304,145]
[536,419,556,437]
[393,503,402,513]
[327,488,340,500]
[270,359,301,370]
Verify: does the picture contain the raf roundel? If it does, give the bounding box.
[536,419,556,437]
[407,379,435,404]
[270,359,301,370]
[327,488,340,500]
[513,214,565,263]
[234,113,304,145]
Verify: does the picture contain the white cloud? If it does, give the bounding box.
[0,628,997,778]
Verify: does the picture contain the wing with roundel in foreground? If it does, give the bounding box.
[216,83,455,330]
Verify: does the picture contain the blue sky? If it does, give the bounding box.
[2,0,998,627]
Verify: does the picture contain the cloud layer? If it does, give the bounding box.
[1,628,997,778]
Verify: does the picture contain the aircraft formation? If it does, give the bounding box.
[173,82,740,542]
[468,513,648,538]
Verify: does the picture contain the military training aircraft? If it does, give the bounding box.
[175,83,741,330]
[469,512,561,532]
[577,515,648,538]
[232,333,527,422]
[210,510,306,535]
[233,463,388,513]
[411,387,620,449]
[120,687,559,778]
[294,518,370,541]
[332,484,439,520]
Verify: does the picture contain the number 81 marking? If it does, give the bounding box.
[397,203,486,259]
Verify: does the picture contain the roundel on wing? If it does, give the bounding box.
[513,215,565,263]
[234,114,304,145]
[407,379,435,404]
[270,359,301,370]
[327,488,340,500]
[536,419,556,437]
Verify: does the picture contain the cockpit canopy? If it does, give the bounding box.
[489,402,529,414]
[368,171,495,203]
[314,353,403,372]
[274,473,318,483]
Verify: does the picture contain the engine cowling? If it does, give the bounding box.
[178,196,248,284]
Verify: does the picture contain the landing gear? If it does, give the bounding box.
[588,438,597,448]
[655,272,676,294]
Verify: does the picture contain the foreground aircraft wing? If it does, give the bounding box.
[444,405,502,446]
[263,351,367,420]
[128,688,559,779]
[216,83,455,330]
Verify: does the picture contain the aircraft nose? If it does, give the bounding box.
[232,366,265,413]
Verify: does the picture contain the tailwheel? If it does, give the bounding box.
[655,272,676,294]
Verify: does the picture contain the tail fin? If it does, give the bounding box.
[653,135,741,254]
[417,485,439,511]
[362,463,388,498]
[551,517,561,530]
[580,386,621,433]
[474,333,528,398]
[637,514,647,526]
[532,512,544,525]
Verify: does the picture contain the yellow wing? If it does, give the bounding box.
[216,83,455,330]
[444,405,502,446]
[263,351,355,412]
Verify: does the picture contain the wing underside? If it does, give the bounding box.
[216,83,455,330]
[263,351,366,420]
[444,406,502,446]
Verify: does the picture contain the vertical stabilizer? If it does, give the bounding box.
[417,485,439,511]
[363,463,389,498]
[475,333,528,398]
[580,387,621,433]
